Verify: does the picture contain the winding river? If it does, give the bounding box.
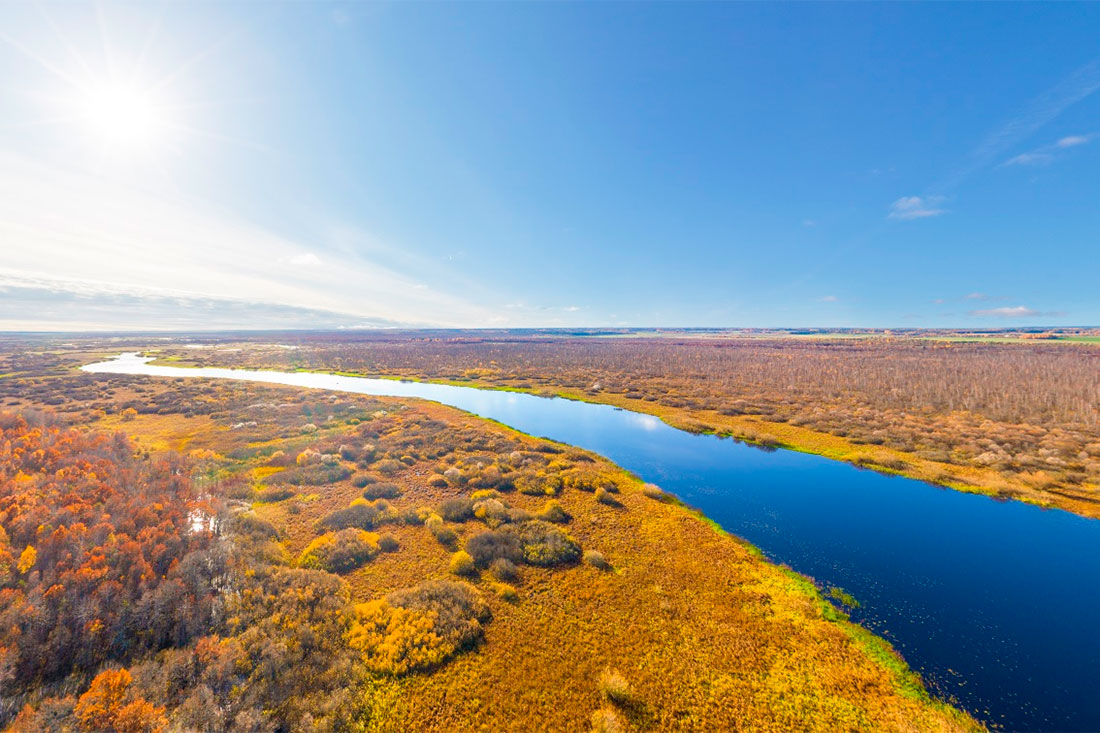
[84,353,1100,731]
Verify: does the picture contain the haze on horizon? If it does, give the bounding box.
[0,2,1097,332]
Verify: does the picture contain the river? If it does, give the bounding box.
[83,353,1100,731]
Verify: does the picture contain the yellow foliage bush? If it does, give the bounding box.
[348,580,491,675]
[298,529,379,573]
[348,600,450,674]
[449,550,477,577]
[17,545,36,575]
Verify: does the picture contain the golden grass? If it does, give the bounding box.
[110,387,979,732]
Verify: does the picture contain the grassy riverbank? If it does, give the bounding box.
[208,361,1098,520]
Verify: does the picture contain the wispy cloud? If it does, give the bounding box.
[888,195,946,220]
[946,58,1100,185]
[1004,132,1094,167]
[1004,152,1055,167]
[818,295,838,303]
[0,274,399,331]
[0,151,504,330]
[968,305,1065,319]
[1057,134,1091,148]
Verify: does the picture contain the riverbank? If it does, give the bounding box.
[86,376,980,731]
[260,365,1100,521]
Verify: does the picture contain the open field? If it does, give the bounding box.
[0,342,977,731]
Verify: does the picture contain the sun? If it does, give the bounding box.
[76,81,167,150]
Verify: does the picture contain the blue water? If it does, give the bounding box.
[83,354,1100,731]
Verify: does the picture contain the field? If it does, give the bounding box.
[0,339,978,731]
[123,331,1100,520]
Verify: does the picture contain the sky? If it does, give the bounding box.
[0,2,1097,331]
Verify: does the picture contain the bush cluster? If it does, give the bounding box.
[503,520,582,567]
[349,580,490,674]
[298,529,380,573]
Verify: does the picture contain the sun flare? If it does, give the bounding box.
[76,82,167,150]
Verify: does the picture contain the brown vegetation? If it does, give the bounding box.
[156,333,1100,517]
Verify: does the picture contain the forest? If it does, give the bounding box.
[0,340,979,731]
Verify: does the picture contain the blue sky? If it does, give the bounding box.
[0,2,1097,330]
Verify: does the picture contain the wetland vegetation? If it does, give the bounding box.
[0,337,980,731]
[136,331,1100,519]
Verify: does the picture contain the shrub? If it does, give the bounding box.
[272,463,352,486]
[349,601,449,675]
[449,550,477,577]
[376,459,403,476]
[489,558,519,582]
[590,708,625,733]
[516,472,563,496]
[430,524,459,548]
[536,499,571,523]
[443,466,464,485]
[438,497,476,522]
[583,550,611,570]
[388,579,490,647]
[363,482,402,499]
[296,449,321,466]
[378,535,400,553]
[298,529,380,573]
[469,466,504,489]
[564,472,599,492]
[351,473,377,488]
[473,498,511,526]
[493,582,519,602]
[349,580,490,674]
[595,487,621,506]
[598,668,635,706]
[641,483,669,501]
[317,501,383,531]
[504,520,582,567]
[229,512,280,540]
[466,530,523,568]
[428,474,448,488]
[255,486,295,503]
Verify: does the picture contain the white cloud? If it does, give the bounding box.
[1056,134,1091,148]
[888,196,946,220]
[967,305,1064,319]
[288,253,321,266]
[818,295,838,303]
[971,306,1037,318]
[1004,133,1093,166]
